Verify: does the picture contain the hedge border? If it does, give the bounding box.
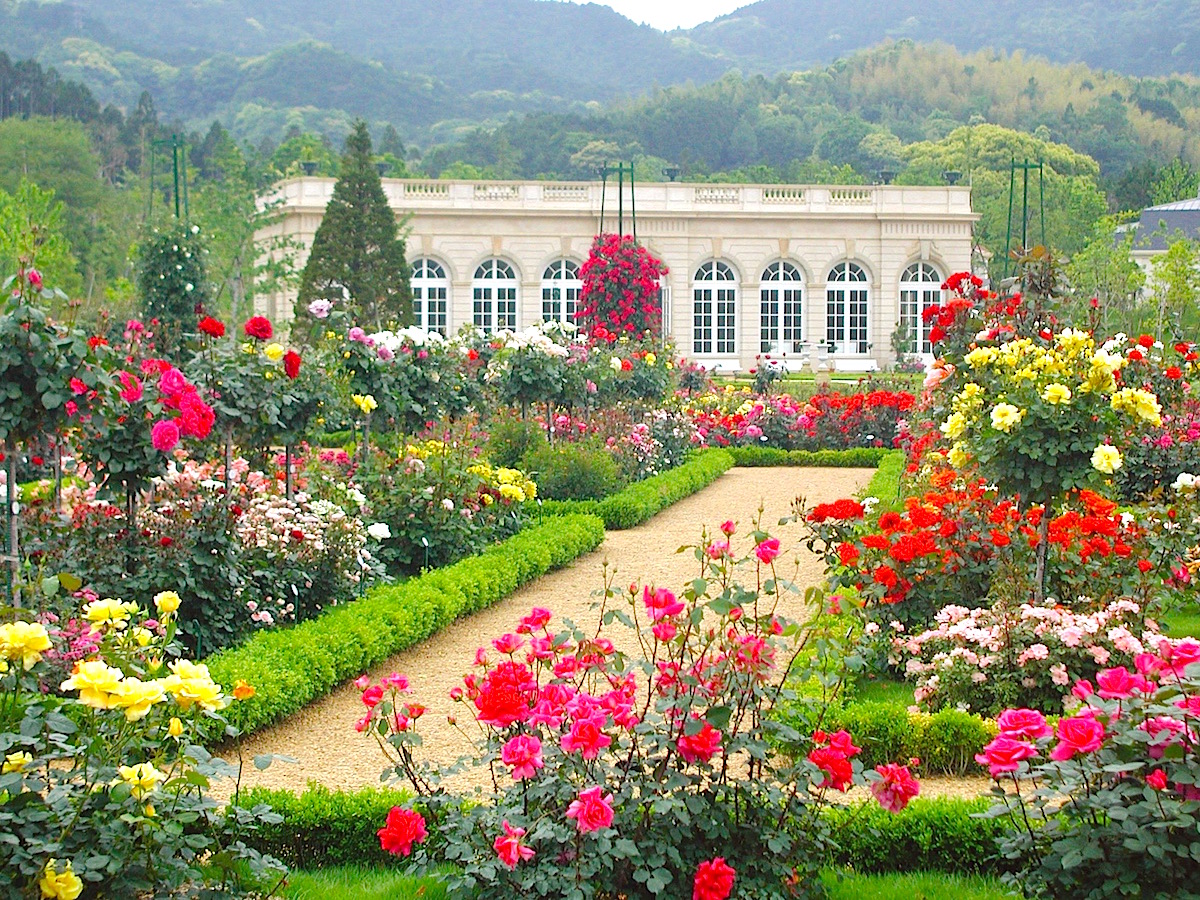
[536,448,735,529]
[205,513,604,739]
[233,785,1011,876]
[726,446,891,468]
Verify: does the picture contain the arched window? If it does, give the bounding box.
[692,261,737,355]
[541,259,581,325]
[826,262,869,354]
[410,258,449,335]
[472,259,518,333]
[760,261,804,353]
[899,262,944,355]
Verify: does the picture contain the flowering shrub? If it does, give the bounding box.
[896,597,1162,716]
[358,525,919,898]
[0,592,285,898]
[979,642,1200,899]
[684,386,914,451]
[575,233,667,342]
[359,437,531,574]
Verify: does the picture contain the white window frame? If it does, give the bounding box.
[541,259,581,325]
[760,260,804,354]
[899,262,944,355]
[692,260,737,356]
[411,258,449,335]
[472,259,518,333]
[826,261,870,355]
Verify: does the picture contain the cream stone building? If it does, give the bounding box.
[256,177,978,372]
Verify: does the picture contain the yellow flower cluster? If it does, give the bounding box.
[468,462,538,504]
[1092,444,1123,474]
[351,393,378,415]
[117,761,166,799]
[1111,387,1162,426]
[990,403,1025,433]
[60,653,225,718]
[0,620,52,671]
[83,598,139,631]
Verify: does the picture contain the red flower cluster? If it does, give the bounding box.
[377,806,427,856]
[693,857,736,900]
[807,729,862,791]
[576,233,667,343]
[198,316,225,338]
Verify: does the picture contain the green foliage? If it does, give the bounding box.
[137,221,210,355]
[297,121,411,330]
[859,449,906,512]
[827,798,1010,876]
[203,514,605,738]
[1148,235,1200,341]
[522,441,624,501]
[0,179,80,297]
[486,413,548,469]
[726,446,893,467]
[1150,157,1200,205]
[1065,215,1146,334]
[537,448,734,529]
[280,865,447,900]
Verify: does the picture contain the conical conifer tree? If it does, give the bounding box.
[297,120,411,329]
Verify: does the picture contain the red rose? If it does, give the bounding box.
[975,734,1039,776]
[1049,714,1106,761]
[243,316,273,340]
[284,350,302,379]
[693,857,736,900]
[474,661,536,727]
[198,316,226,338]
[377,806,427,856]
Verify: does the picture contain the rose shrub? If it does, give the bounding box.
[979,641,1200,899]
[0,591,285,898]
[357,524,920,898]
[575,234,667,343]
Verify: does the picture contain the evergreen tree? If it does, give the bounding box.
[138,220,210,359]
[296,121,411,329]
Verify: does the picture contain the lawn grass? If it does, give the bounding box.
[852,675,916,706]
[280,865,446,899]
[1161,608,1200,638]
[280,867,1014,899]
[822,870,1015,899]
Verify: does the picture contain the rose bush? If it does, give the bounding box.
[357,524,920,898]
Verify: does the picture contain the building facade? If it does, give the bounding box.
[256,178,978,371]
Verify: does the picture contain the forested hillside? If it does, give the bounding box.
[691,0,1200,78]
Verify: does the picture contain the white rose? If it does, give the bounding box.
[367,522,391,540]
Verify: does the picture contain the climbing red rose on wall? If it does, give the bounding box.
[576,233,667,342]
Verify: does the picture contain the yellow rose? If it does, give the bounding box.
[111,676,166,722]
[947,443,971,469]
[1092,444,1123,475]
[940,412,968,440]
[1111,388,1162,426]
[3,750,32,773]
[644,352,656,366]
[263,342,284,362]
[117,761,165,799]
[168,716,184,738]
[163,660,225,712]
[39,859,83,900]
[153,590,181,615]
[989,403,1025,433]
[60,659,125,709]
[351,393,378,415]
[0,621,52,670]
[83,598,131,630]
[1041,383,1072,405]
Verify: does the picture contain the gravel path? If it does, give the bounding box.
[224,466,989,801]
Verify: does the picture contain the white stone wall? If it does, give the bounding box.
[256,179,978,371]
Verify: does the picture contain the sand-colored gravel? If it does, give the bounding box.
[222,466,991,801]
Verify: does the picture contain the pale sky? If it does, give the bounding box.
[554,0,751,31]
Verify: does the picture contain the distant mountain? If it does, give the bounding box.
[2,0,1199,143]
[686,0,1200,78]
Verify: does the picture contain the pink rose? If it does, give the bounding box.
[493,820,535,869]
[150,419,180,452]
[27,268,43,290]
[651,621,677,642]
[643,585,684,622]
[561,713,611,760]
[118,371,143,403]
[996,708,1051,741]
[975,735,1039,777]
[705,540,730,560]
[492,633,526,655]
[566,785,614,833]
[1049,714,1106,761]
[361,685,384,708]
[500,734,544,780]
[377,806,427,856]
[871,762,921,813]
[1095,666,1146,699]
[755,537,781,564]
[677,721,723,763]
[1146,768,1168,791]
[158,367,187,397]
[719,520,735,536]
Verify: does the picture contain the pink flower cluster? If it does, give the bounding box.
[975,637,1200,797]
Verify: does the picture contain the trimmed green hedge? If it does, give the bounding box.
[205,514,604,739]
[537,448,735,529]
[824,702,997,775]
[828,797,1010,876]
[309,429,355,448]
[726,447,892,468]
[233,786,1010,876]
[858,448,906,511]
